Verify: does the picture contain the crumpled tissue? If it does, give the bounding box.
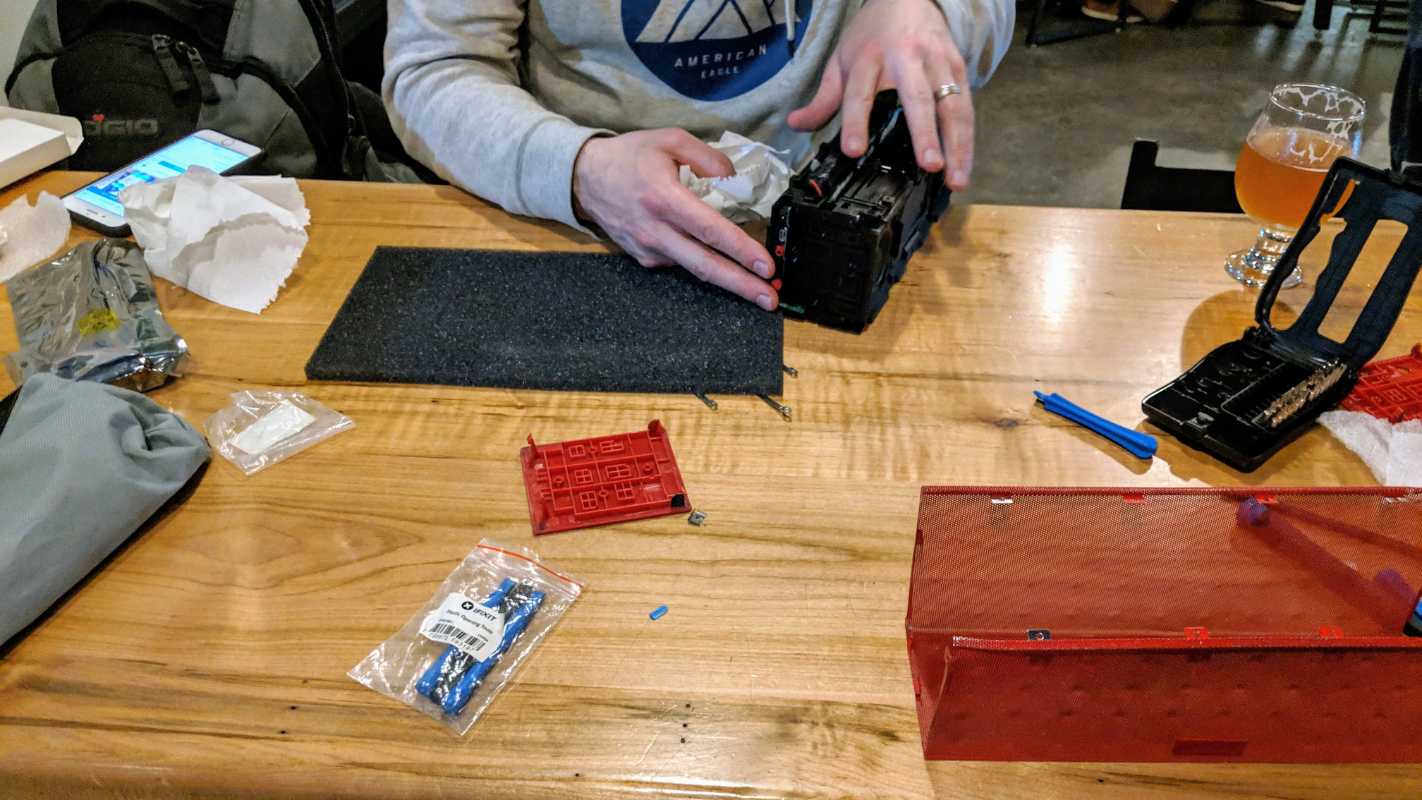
[1320,410,1422,485]
[0,191,70,284]
[679,131,792,223]
[120,167,310,314]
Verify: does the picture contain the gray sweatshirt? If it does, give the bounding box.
[384,0,1013,233]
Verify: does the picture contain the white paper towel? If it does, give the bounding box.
[0,191,70,284]
[120,167,310,314]
[679,132,792,223]
[1320,410,1422,485]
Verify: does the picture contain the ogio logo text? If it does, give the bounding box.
[84,114,161,137]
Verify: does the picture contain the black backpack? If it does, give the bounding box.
[5,0,417,181]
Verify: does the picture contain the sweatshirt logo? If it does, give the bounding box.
[622,0,813,101]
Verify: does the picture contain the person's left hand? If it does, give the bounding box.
[787,0,973,191]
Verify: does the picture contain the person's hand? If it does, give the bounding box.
[572,130,778,310]
[788,0,973,191]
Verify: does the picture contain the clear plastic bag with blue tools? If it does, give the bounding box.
[348,539,583,735]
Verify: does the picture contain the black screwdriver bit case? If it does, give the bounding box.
[1143,158,1422,472]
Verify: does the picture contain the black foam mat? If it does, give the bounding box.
[305,247,784,395]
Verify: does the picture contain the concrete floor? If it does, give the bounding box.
[964,0,1406,208]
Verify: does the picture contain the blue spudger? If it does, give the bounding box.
[417,579,515,699]
[441,590,545,715]
[1034,391,1157,460]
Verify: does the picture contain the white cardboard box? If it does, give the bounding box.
[0,107,83,190]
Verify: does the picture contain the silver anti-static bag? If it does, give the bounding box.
[5,239,188,392]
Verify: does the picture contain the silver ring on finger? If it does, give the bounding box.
[933,83,962,102]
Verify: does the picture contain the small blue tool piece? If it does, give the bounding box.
[650,605,669,620]
[1034,391,1157,460]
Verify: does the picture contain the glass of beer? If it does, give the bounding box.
[1226,83,1365,288]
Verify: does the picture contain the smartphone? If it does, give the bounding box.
[63,129,262,236]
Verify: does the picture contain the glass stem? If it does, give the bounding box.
[1242,225,1292,271]
[1226,223,1303,288]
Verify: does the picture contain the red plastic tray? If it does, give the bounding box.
[520,420,689,535]
[1341,344,1422,423]
[907,487,1422,762]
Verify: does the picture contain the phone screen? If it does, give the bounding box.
[72,135,254,218]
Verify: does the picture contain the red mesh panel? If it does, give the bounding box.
[906,487,1422,762]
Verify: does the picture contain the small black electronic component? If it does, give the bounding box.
[1143,158,1422,472]
[767,91,952,333]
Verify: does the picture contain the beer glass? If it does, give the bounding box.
[1226,83,1365,288]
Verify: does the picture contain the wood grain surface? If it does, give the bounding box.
[1,172,1419,799]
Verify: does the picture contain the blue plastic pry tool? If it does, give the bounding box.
[440,589,545,715]
[650,605,669,621]
[1034,391,1157,460]
[417,579,515,701]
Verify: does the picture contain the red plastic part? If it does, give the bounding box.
[907,486,1422,763]
[520,420,690,535]
[1341,343,1422,422]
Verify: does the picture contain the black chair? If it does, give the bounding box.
[1366,0,1409,35]
[1314,0,1409,33]
[1025,0,1125,47]
[1120,139,1244,213]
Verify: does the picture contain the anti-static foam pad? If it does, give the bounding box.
[305,247,784,395]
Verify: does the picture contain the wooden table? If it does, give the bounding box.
[2,172,1419,799]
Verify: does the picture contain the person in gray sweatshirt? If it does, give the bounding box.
[384,0,1012,311]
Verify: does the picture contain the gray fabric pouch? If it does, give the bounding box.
[0,374,210,644]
